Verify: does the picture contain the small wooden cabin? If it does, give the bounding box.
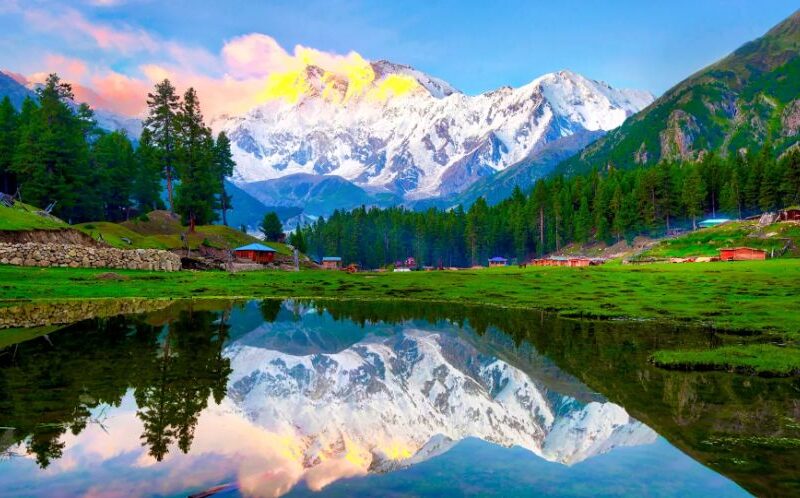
[322,256,342,269]
[234,243,277,263]
[719,247,766,261]
[780,208,800,221]
[488,257,508,267]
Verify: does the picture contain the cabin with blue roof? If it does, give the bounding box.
[488,256,508,267]
[321,256,342,270]
[234,243,277,264]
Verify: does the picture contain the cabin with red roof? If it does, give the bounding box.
[719,247,766,261]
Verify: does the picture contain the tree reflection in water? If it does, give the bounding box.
[0,304,232,466]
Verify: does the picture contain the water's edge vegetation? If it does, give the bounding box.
[1,260,798,375]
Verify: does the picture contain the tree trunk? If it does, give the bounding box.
[539,207,544,256]
[165,166,174,213]
[711,191,716,218]
[189,213,196,233]
[221,184,228,226]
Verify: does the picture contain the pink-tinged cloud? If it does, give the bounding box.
[12,5,383,120]
[222,33,294,78]
[22,5,157,55]
[90,72,151,115]
[44,54,89,81]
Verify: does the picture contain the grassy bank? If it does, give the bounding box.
[651,344,800,376]
[639,220,800,259]
[1,260,798,374]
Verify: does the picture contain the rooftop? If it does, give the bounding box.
[322,256,342,262]
[234,243,276,252]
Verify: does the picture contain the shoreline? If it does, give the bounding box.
[1,260,798,375]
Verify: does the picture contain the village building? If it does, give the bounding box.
[779,208,800,221]
[233,243,276,264]
[488,256,508,267]
[719,247,767,261]
[531,256,604,267]
[321,256,342,269]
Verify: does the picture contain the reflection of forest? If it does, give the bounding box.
[0,305,232,467]
[1,298,797,496]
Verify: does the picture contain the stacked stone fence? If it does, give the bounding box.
[0,242,181,271]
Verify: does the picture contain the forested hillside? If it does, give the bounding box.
[302,146,800,268]
[0,74,234,227]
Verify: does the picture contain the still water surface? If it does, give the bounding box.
[0,299,797,497]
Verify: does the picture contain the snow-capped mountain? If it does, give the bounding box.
[215,61,653,211]
[224,324,657,477]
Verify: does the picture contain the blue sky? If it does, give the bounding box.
[0,0,797,115]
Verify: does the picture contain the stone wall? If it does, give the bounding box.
[0,242,181,271]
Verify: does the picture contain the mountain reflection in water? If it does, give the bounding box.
[0,299,784,497]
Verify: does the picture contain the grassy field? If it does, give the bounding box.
[0,203,67,231]
[0,260,798,374]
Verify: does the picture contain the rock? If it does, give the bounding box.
[0,242,181,272]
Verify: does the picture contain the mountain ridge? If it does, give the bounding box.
[216,65,652,216]
[556,9,800,175]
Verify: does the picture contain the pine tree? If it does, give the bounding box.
[213,132,235,225]
[12,74,89,221]
[174,88,217,230]
[780,147,800,206]
[93,131,135,221]
[145,79,180,212]
[465,197,489,265]
[0,96,18,194]
[574,195,591,243]
[289,227,307,253]
[132,128,165,213]
[531,181,548,255]
[682,165,705,229]
[720,168,742,219]
[260,212,283,241]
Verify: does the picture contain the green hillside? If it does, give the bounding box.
[76,210,292,254]
[638,219,800,259]
[559,10,800,174]
[0,203,67,231]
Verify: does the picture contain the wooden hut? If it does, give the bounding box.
[488,257,508,267]
[780,208,800,221]
[719,247,766,261]
[234,243,276,263]
[321,256,342,269]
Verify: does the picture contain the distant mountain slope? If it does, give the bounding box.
[440,130,605,208]
[0,70,141,137]
[0,71,34,108]
[558,10,800,174]
[239,173,400,217]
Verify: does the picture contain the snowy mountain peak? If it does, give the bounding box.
[216,63,654,209]
[257,58,454,106]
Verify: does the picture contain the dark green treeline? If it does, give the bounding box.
[0,74,235,226]
[303,145,800,268]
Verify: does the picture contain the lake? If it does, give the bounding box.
[0,299,797,497]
